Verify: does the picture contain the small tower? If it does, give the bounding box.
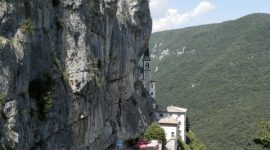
[149,81,156,99]
[143,49,151,91]
[150,81,156,109]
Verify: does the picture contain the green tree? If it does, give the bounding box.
[144,123,166,143]
[187,131,207,150]
[254,121,270,148]
[178,139,189,150]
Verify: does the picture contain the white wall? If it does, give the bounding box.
[177,114,186,143]
[160,125,178,150]
[156,112,187,143]
[156,112,170,120]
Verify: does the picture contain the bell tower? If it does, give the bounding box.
[143,49,151,91]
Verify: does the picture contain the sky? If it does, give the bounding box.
[150,0,270,32]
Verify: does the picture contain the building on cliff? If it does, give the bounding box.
[156,105,188,150]
[140,49,156,109]
[139,49,187,150]
[158,117,179,150]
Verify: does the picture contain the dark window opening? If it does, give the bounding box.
[171,132,175,138]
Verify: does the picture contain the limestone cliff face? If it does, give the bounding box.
[0,0,154,149]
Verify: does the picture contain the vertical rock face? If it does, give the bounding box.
[0,0,154,149]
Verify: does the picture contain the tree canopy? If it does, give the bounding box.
[144,123,166,143]
[254,121,270,148]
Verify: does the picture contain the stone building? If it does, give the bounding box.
[158,117,179,150]
[157,105,188,150]
[139,49,188,150]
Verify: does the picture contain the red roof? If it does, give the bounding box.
[134,140,159,150]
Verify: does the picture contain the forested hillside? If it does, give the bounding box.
[149,13,270,150]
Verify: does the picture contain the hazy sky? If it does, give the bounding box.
[150,0,270,32]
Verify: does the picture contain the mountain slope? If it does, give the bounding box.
[149,13,270,150]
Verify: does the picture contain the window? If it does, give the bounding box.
[145,62,149,69]
[151,92,153,95]
[151,84,154,88]
[159,113,163,117]
[171,132,175,138]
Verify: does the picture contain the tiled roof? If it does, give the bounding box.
[158,117,178,125]
[156,105,187,113]
[167,105,187,113]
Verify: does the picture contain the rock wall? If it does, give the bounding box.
[0,0,154,149]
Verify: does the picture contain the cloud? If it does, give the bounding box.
[152,1,215,32]
[150,0,169,8]
[149,0,170,18]
[191,1,216,17]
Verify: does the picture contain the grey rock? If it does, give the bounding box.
[0,0,154,149]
